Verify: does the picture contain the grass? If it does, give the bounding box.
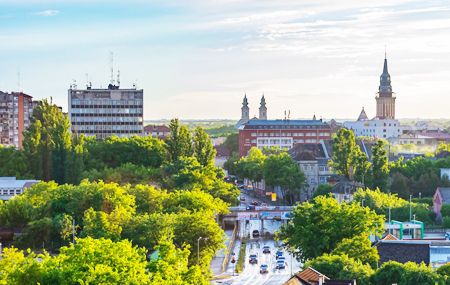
[235,239,247,273]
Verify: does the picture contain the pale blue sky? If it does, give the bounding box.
[1,0,449,119]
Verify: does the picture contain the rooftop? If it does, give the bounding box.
[0,177,40,189]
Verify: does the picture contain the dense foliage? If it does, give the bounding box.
[277,195,383,262]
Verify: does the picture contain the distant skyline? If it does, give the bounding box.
[0,0,449,120]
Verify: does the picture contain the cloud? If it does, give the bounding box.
[33,10,60,17]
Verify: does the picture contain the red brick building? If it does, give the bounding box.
[238,119,332,157]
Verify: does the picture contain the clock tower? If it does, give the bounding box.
[375,54,396,119]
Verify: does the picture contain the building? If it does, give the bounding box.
[0,177,39,200]
[376,240,450,268]
[238,119,332,157]
[68,82,143,139]
[344,55,402,139]
[143,125,170,139]
[433,187,450,220]
[284,267,356,285]
[289,142,333,197]
[0,91,35,148]
[236,94,266,127]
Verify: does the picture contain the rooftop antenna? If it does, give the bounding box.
[384,44,387,59]
[117,70,120,87]
[109,51,114,85]
[288,110,291,120]
[17,71,21,92]
[284,110,287,120]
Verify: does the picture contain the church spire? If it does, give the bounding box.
[378,54,392,97]
[259,94,267,120]
[240,93,249,121]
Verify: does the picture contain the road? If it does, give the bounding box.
[214,219,301,285]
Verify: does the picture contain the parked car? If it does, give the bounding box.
[260,264,268,274]
[276,260,286,269]
[262,246,270,254]
[231,256,236,263]
[278,256,286,262]
[249,254,258,264]
[252,230,260,238]
[240,196,246,202]
[276,250,283,259]
[251,200,259,206]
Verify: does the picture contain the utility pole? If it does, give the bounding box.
[72,217,76,244]
[409,195,412,237]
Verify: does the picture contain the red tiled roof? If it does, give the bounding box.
[144,125,170,133]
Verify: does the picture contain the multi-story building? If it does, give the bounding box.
[344,55,402,139]
[238,119,332,157]
[143,125,170,139]
[0,177,39,200]
[0,91,34,148]
[68,83,144,139]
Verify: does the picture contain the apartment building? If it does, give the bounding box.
[68,83,144,139]
[0,91,34,148]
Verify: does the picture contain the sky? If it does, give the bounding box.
[0,0,449,120]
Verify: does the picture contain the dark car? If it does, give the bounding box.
[240,196,246,202]
[276,260,286,269]
[252,230,260,238]
[251,200,259,206]
[249,254,258,264]
[276,251,283,259]
[262,245,270,254]
[260,264,268,274]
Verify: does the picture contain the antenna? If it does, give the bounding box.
[384,44,387,59]
[284,110,287,120]
[117,70,120,87]
[85,73,89,88]
[17,71,21,92]
[288,110,290,120]
[110,51,114,85]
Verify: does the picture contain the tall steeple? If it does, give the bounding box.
[375,53,396,119]
[241,94,249,121]
[259,94,267,120]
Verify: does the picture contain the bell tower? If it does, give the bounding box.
[375,54,396,119]
[259,95,267,120]
[241,94,249,121]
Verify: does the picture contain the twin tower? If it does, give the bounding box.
[238,94,267,126]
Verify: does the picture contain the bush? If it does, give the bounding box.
[235,240,247,273]
[443,217,450,228]
[442,204,450,218]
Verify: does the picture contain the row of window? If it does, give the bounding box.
[248,125,329,130]
[70,108,143,114]
[75,130,143,134]
[71,104,142,109]
[251,132,329,137]
[71,113,142,117]
[71,99,143,105]
[0,188,22,195]
[75,125,143,131]
[71,116,143,123]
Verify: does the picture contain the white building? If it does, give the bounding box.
[344,112,401,139]
[0,177,39,200]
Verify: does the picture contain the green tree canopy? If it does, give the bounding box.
[263,152,306,205]
[277,195,383,262]
[166,119,193,162]
[371,140,389,191]
[193,127,216,167]
[305,254,374,285]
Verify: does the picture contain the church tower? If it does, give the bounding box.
[241,94,249,121]
[236,94,250,127]
[375,54,396,119]
[259,95,267,120]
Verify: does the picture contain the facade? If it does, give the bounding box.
[0,177,39,200]
[238,119,332,157]
[284,267,356,285]
[0,91,35,148]
[344,55,402,139]
[68,83,143,139]
[236,94,267,127]
[433,187,450,220]
[143,125,170,139]
[289,142,333,198]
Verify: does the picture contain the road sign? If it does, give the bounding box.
[271,192,277,202]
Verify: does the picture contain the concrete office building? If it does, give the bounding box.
[68,82,144,139]
[0,91,35,148]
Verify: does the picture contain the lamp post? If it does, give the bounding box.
[409,195,412,237]
[197,237,208,265]
[413,214,416,239]
[361,199,365,208]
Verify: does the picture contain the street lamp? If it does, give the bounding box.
[409,195,412,237]
[361,199,365,208]
[197,237,208,265]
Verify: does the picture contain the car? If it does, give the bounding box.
[251,200,259,206]
[246,205,255,210]
[231,256,236,263]
[252,230,260,238]
[262,246,270,254]
[261,203,268,207]
[249,254,258,264]
[260,264,268,274]
[276,260,286,269]
[240,196,246,202]
[278,256,286,262]
[276,251,283,259]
